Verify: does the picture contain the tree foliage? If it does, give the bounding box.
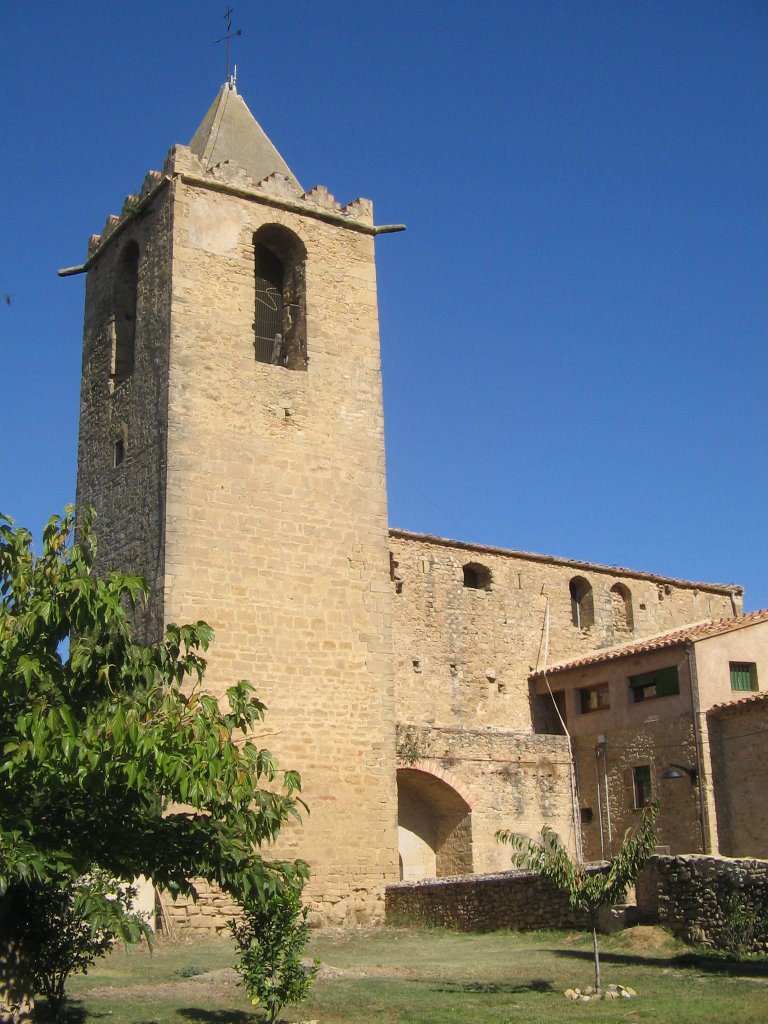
[0,507,306,1012]
[230,879,318,1023]
[6,871,151,1017]
[497,802,658,992]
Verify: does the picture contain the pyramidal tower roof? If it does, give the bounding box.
[189,82,301,190]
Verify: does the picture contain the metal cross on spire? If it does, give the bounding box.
[216,4,242,86]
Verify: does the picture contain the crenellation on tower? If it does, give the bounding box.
[84,146,379,270]
[341,196,374,223]
[300,184,340,212]
[86,169,168,259]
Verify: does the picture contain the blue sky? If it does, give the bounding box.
[2,1,767,608]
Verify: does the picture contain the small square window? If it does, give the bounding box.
[633,765,652,809]
[730,662,757,692]
[579,684,610,714]
[463,562,492,590]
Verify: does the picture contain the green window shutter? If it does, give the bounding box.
[629,666,679,697]
[730,663,755,691]
[655,667,680,697]
[632,765,652,808]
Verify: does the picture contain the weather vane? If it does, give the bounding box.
[216,5,242,86]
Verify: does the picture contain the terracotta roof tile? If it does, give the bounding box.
[708,691,768,717]
[530,608,768,678]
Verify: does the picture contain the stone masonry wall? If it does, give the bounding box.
[158,881,236,936]
[708,701,768,858]
[386,871,592,932]
[390,533,739,734]
[387,855,768,951]
[76,185,173,643]
[396,725,576,872]
[573,716,703,860]
[636,854,768,951]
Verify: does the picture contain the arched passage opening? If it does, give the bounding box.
[397,767,473,881]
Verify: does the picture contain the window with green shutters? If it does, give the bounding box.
[730,662,757,692]
[629,666,680,702]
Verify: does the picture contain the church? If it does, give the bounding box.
[64,82,766,930]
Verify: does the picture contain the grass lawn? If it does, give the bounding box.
[61,925,768,1024]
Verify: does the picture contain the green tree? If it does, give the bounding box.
[0,508,305,1020]
[10,870,152,1018]
[230,877,318,1023]
[497,802,658,993]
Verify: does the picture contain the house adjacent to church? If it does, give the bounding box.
[64,80,759,930]
[708,691,768,858]
[530,609,768,860]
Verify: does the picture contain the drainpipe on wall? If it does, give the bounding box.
[601,735,613,855]
[686,644,710,853]
[595,742,605,860]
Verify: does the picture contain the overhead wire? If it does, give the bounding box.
[538,595,585,864]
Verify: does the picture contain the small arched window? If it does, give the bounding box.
[463,562,492,590]
[569,576,594,629]
[253,225,307,370]
[610,582,634,634]
[113,240,139,386]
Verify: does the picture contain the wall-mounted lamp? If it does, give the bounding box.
[662,763,698,783]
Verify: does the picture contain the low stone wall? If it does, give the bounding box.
[636,854,768,951]
[385,871,592,932]
[159,881,238,935]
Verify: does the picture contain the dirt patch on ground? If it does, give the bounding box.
[85,962,370,1002]
[611,925,677,954]
[87,968,241,1001]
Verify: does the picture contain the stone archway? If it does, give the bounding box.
[397,767,473,881]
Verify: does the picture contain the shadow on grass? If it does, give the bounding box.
[177,1010,257,1024]
[550,948,768,978]
[37,1002,92,1024]
[430,978,555,995]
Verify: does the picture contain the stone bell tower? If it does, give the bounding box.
[71,82,400,924]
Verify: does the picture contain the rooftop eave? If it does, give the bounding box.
[389,527,743,596]
[59,169,404,278]
[529,607,768,679]
[707,692,768,718]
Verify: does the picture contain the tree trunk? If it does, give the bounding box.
[591,921,601,994]
[0,940,35,1024]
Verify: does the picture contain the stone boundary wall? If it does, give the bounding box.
[159,883,238,935]
[387,856,768,948]
[385,871,593,932]
[636,854,768,951]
